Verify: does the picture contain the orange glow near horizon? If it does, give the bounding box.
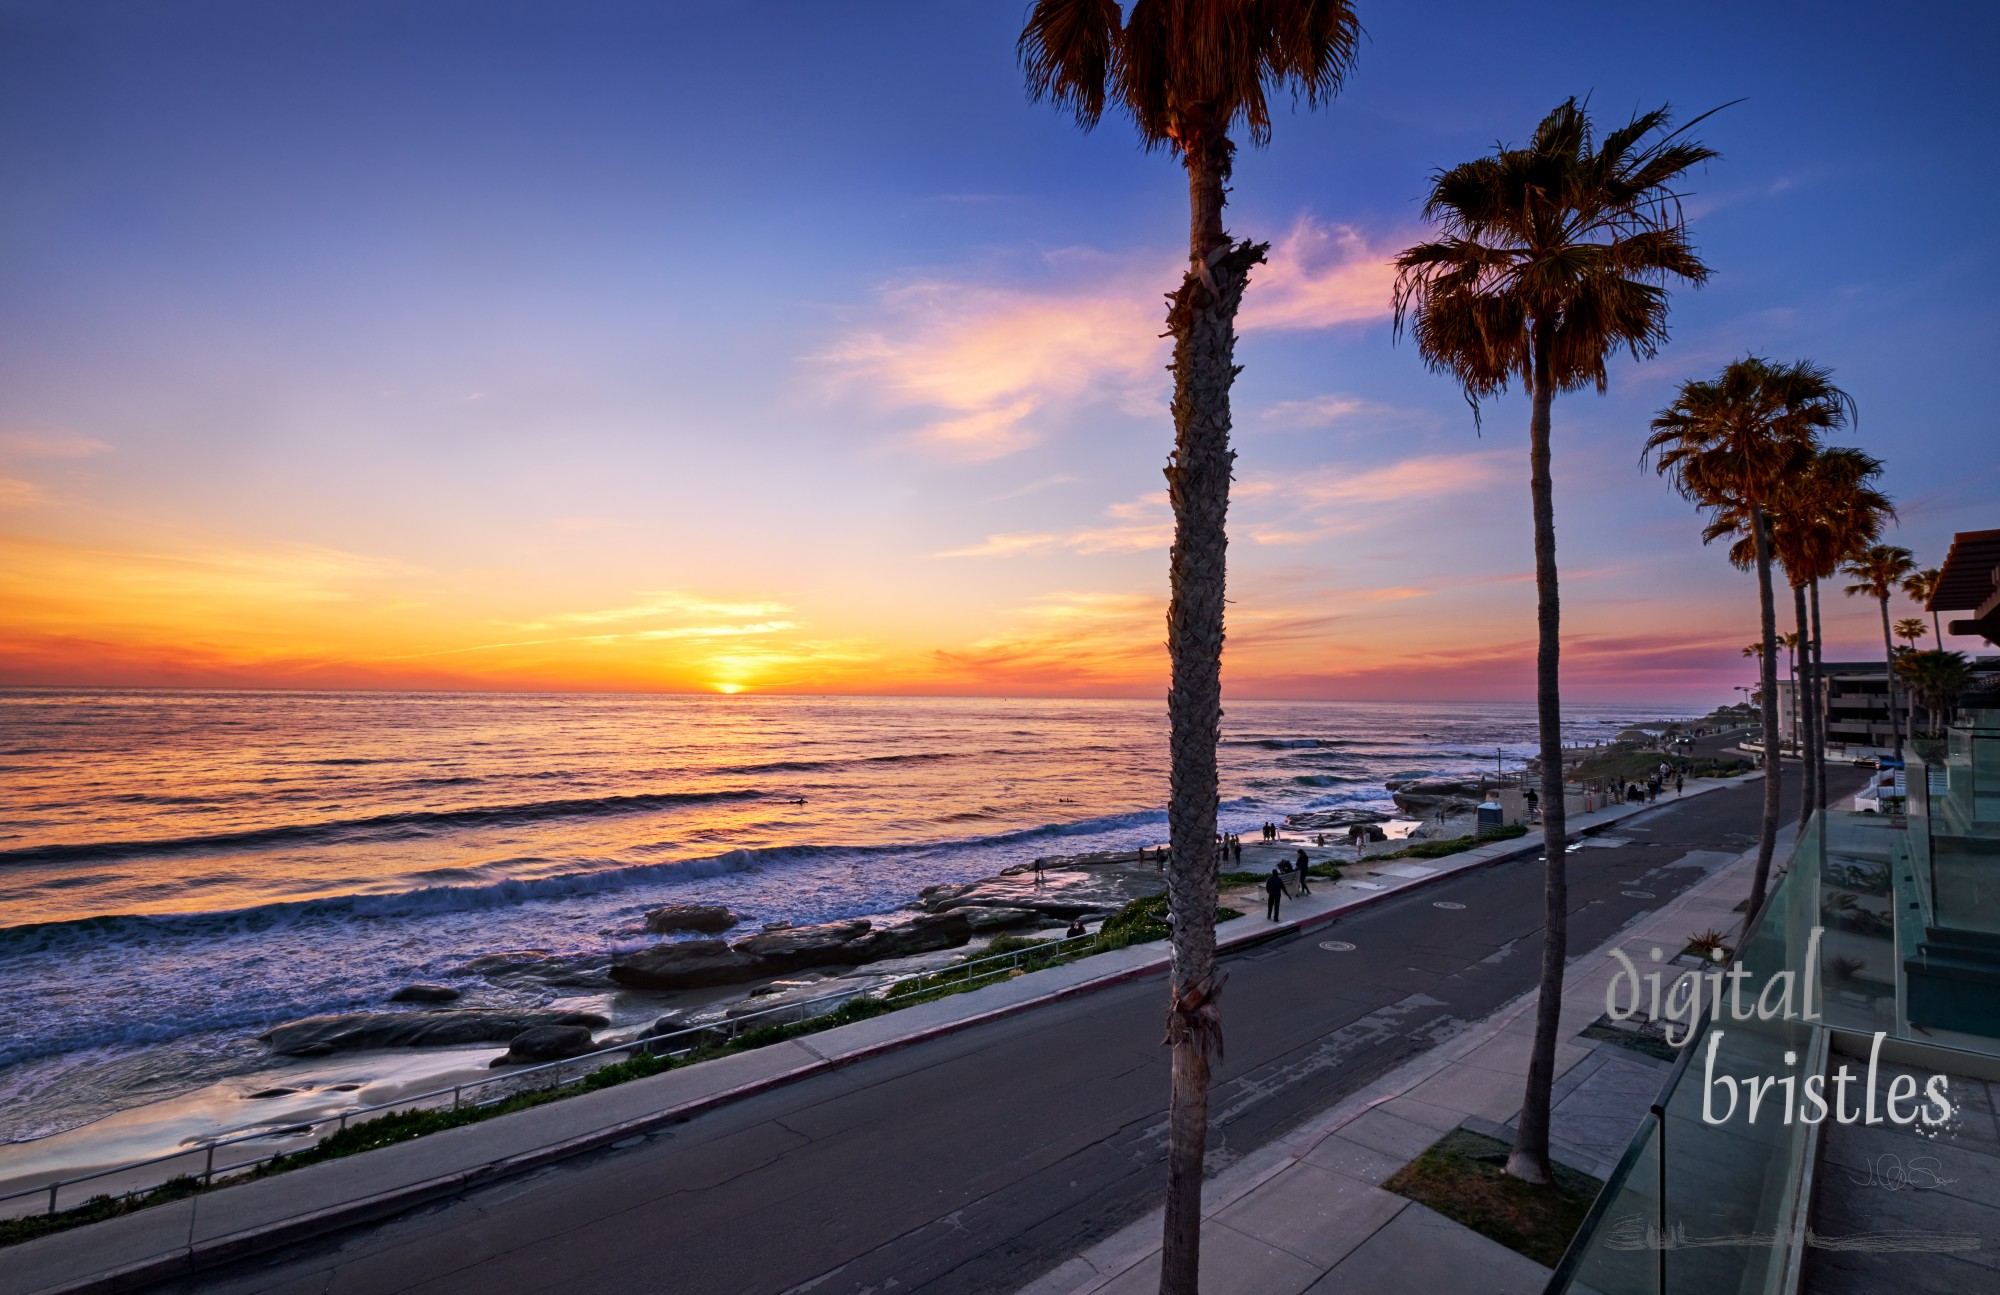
[0,516,1837,702]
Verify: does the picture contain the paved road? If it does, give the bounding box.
[169,770,1853,1295]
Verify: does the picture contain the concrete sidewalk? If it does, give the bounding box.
[3,773,1756,1295]
[1214,772,1749,945]
[1017,821,1775,1295]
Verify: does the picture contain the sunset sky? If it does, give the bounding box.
[2,0,1994,701]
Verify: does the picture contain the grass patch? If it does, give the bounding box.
[1373,822,1529,862]
[1096,892,1242,945]
[0,1176,205,1249]
[1384,1128,1603,1268]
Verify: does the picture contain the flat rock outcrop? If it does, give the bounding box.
[607,909,1034,991]
[490,1025,598,1066]
[259,1009,609,1057]
[1385,777,1490,815]
[643,903,741,935]
[1284,808,1391,832]
[607,939,763,990]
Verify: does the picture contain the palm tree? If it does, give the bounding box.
[1394,98,1715,1186]
[1645,358,1853,923]
[1842,543,1917,755]
[1903,567,1943,641]
[1895,649,1973,736]
[1782,448,1891,807]
[1017,5,1360,1281]
[1757,448,1891,823]
[1895,617,1928,649]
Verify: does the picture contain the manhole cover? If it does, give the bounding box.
[1319,940,1356,952]
[1432,901,1466,910]
[1622,889,1656,899]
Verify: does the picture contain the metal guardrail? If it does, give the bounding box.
[1,928,1103,1220]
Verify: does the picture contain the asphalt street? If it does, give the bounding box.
[166,760,1855,1295]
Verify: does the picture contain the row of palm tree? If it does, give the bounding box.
[1641,361,1866,963]
[1016,3,1947,1273]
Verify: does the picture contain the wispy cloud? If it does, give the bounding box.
[928,591,1162,690]
[818,217,1403,463]
[939,451,1509,559]
[818,269,1166,461]
[0,477,46,507]
[1238,219,1401,332]
[1258,394,1392,428]
[980,473,1079,504]
[934,492,1171,558]
[0,429,112,460]
[524,592,791,629]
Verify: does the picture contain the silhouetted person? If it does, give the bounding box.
[1294,848,1312,895]
[1265,868,1284,921]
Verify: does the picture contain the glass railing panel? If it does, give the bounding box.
[1550,1113,1663,1295]
[1920,718,2000,934]
[1655,865,1815,1295]
[1814,811,1903,1038]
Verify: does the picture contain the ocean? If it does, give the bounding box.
[0,689,1698,1151]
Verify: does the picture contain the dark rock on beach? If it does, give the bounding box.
[598,849,1168,993]
[1284,807,1391,832]
[608,940,763,990]
[389,983,461,1003]
[644,903,742,935]
[490,1025,598,1067]
[259,1009,610,1057]
[731,918,875,963]
[610,911,1014,991]
[1385,776,1490,815]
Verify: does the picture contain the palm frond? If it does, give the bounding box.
[1018,0,1125,129]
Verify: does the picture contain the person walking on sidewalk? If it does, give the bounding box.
[1264,868,1284,922]
[1294,847,1312,896]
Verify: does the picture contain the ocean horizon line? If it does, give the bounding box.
[0,683,1714,710]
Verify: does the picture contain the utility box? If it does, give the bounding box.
[1477,800,1504,831]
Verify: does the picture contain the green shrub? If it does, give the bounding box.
[1097,892,1242,945]
[976,933,1054,958]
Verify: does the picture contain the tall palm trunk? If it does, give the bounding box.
[1810,578,1828,808]
[1786,635,1799,755]
[1876,594,1901,756]
[1793,584,1816,829]
[1508,320,1568,1187]
[1745,506,1783,922]
[1158,125,1264,1295]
